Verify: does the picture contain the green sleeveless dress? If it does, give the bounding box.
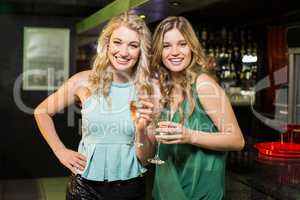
[153,84,226,200]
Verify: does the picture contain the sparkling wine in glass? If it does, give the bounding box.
[147,109,171,165]
[130,100,143,147]
[130,100,139,121]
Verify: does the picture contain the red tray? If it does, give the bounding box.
[255,142,300,158]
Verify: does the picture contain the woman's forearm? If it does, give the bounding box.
[34,110,65,154]
[135,127,156,165]
[188,129,245,151]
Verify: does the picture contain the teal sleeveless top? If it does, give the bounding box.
[153,84,226,200]
[78,81,146,181]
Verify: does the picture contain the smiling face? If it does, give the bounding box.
[108,26,141,75]
[162,28,192,73]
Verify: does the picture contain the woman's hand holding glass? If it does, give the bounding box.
[155,121,191,144]
[147,109,171,165]
[135,96,154,129]
[130,95,154,147]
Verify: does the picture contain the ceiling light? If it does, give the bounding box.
[169,1,181,7]
[139,14,146,19]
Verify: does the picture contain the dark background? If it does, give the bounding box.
[0,15,80,178]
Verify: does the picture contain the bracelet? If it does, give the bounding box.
[134,142,144,148]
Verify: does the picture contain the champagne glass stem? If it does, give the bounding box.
[155,141,161,159]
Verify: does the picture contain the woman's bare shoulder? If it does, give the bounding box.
[195,73,225,99]
[68,70,92,88]
[196,73,217,84]
[65,70,92,103]
[71,70,91,81]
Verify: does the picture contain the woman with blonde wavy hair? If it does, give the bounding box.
[34,12,155,200]
[150,16,245,200]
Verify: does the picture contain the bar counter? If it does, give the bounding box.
[226,139,300,200]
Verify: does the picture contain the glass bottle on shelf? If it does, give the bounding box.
[245,67,251,80]
[251,43,258,83]
[215,46,220,59]
[240,45,246,57]
[208,30,215,54]
[228,46,233,62]
[208,47,215,58]
[232,44,241,85]
[252,43,257,56]
[219,46,226,58]
[221,27,227,41]
[246,45,252,56]
[252,63,257,81]
[230,63,237,80]
[201,27,208,41]
[201,27,208,53]
[228,30,233,45]
[208,30,214,42]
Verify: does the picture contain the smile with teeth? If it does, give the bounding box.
[115,56,130,64]
[169,58,184,65]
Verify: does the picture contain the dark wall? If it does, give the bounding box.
[0,14,81,178]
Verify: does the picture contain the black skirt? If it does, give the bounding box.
[66,174,146,200]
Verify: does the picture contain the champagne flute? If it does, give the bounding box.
[130,100,140,121]
[147,109,171,165]
[129,99,144,147]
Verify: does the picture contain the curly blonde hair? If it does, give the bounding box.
[151,16,215,120]
[88,12,152,99]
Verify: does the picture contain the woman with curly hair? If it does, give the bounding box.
[34,12,155,200]
[150,16,245,200]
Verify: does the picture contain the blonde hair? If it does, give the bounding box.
[151,16,215,120]
[89,12,152,99]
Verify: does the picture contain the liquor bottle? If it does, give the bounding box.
[228,30,233,45]
[219,46,226,58]
[230,63,237,80]
[228,46,233,63]
[232,44,241,84]
[207,43,213,56]
[215,46,220,59]
[240,45,246,57]
[252,63,257,81]
[252,43,257,56]
[221,27,227,41]
[208,29,215,42]
[201,27,208,53]
[201,27,208,41]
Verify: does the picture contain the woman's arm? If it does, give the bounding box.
[156,73,245,151]
[135,120,156,165]
[34,71,89,173]
[135,79,160,165]
[191,73,245,151]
